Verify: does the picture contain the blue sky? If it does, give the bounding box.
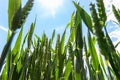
[0,0,120,54]
[0,0,89,53]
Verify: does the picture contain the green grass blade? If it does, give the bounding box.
[60,30,66,54]
[64,60,72,80]
[12,27,23,56]
[27,23,35,49]
[88,31,99,70]
[73,1,93,33]
[51,30,55,43]
[0,32,15,72]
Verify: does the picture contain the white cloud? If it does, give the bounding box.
[109,27,120,51]
[103,0,120,22]
[103,0,120,51]
[55,25,65,33]
[37,0,64,18]
[0,25,8,32]
[109,28,120,39]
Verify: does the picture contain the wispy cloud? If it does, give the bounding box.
[104,0,120,22]
[109,27,120,51]
[36,0,64,18]
[55,25,65,33]
[103,0,120,51]
[0,25,8,32]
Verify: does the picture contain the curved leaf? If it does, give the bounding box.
[73,1,93,33]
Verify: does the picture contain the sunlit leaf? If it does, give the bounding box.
[73,1,93,33]
[12,27,23,56]
[64,60,72,80]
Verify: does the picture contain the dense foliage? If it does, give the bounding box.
[0,0,120,80]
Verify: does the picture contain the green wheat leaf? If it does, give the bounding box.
[61,30,66,54]
[64,60,72,80]
[12,27,23,56]
[73,1,93,33]
[88,31,99,70]
[28,22,35,49]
